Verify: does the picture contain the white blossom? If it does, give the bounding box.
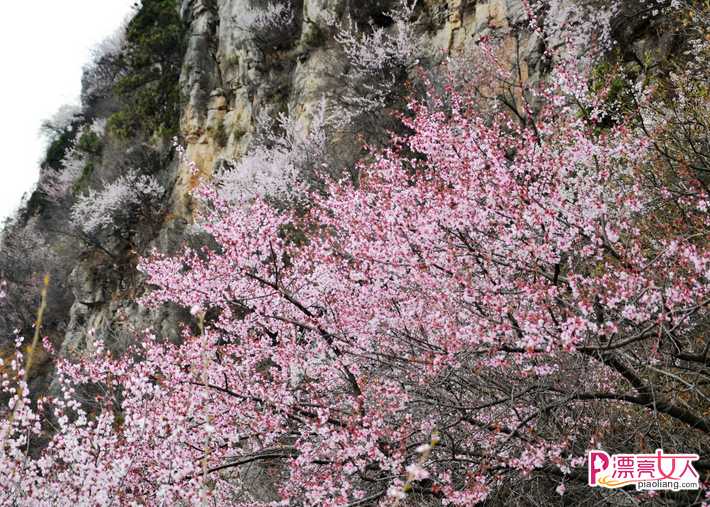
[71,170,164,235]
[89,118,107,137]
[215,100,327,204]
[332,0,421,127]
[43,104,82,133]
[542,0,619,67]
[39,149,85,200]
[233,0,295,44]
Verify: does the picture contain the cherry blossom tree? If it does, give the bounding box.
[1,3,708,506]
[134,43,710,503]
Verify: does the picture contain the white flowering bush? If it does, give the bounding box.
[332,0,422,127]
[234,0,296,46]
[39,150,85,201]
[81,24,127,110]
[71,170,164,236]
[336,0,420,73]
[214,102,327,205]
[40,105,83,136]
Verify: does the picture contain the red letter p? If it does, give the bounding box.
[588,451,610,486]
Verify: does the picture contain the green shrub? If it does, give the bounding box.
[214,119,229,147]
[76,129,103,156]
[587,60,638,131]
[44,127,78,171]
[73,161,96,193]
[107,111,133,139]
[110,0,186,139]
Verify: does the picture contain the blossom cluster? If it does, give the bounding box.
[214,101,327,205]
[71,170,164,235]
[331,0,422,127]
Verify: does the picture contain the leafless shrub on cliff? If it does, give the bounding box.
[330,0,422,129]
[81,24,127,115]
[71,170,165,238]
[233,0,297,48]
[0,217,66,336]
[214,100,328,205]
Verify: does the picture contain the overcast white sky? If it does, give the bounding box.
[0,0,136,223]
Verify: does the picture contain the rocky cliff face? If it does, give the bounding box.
[174,0,540,212]
[44,0,552,364]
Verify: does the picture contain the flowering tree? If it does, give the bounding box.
[331,0,422,129]
[135,42,710,503]
[81,24,127,112]
[213,101,328,205]
[1,3,709,506]
[233,0,297,47]
[71,170,164,238]
[39,150,86,202]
